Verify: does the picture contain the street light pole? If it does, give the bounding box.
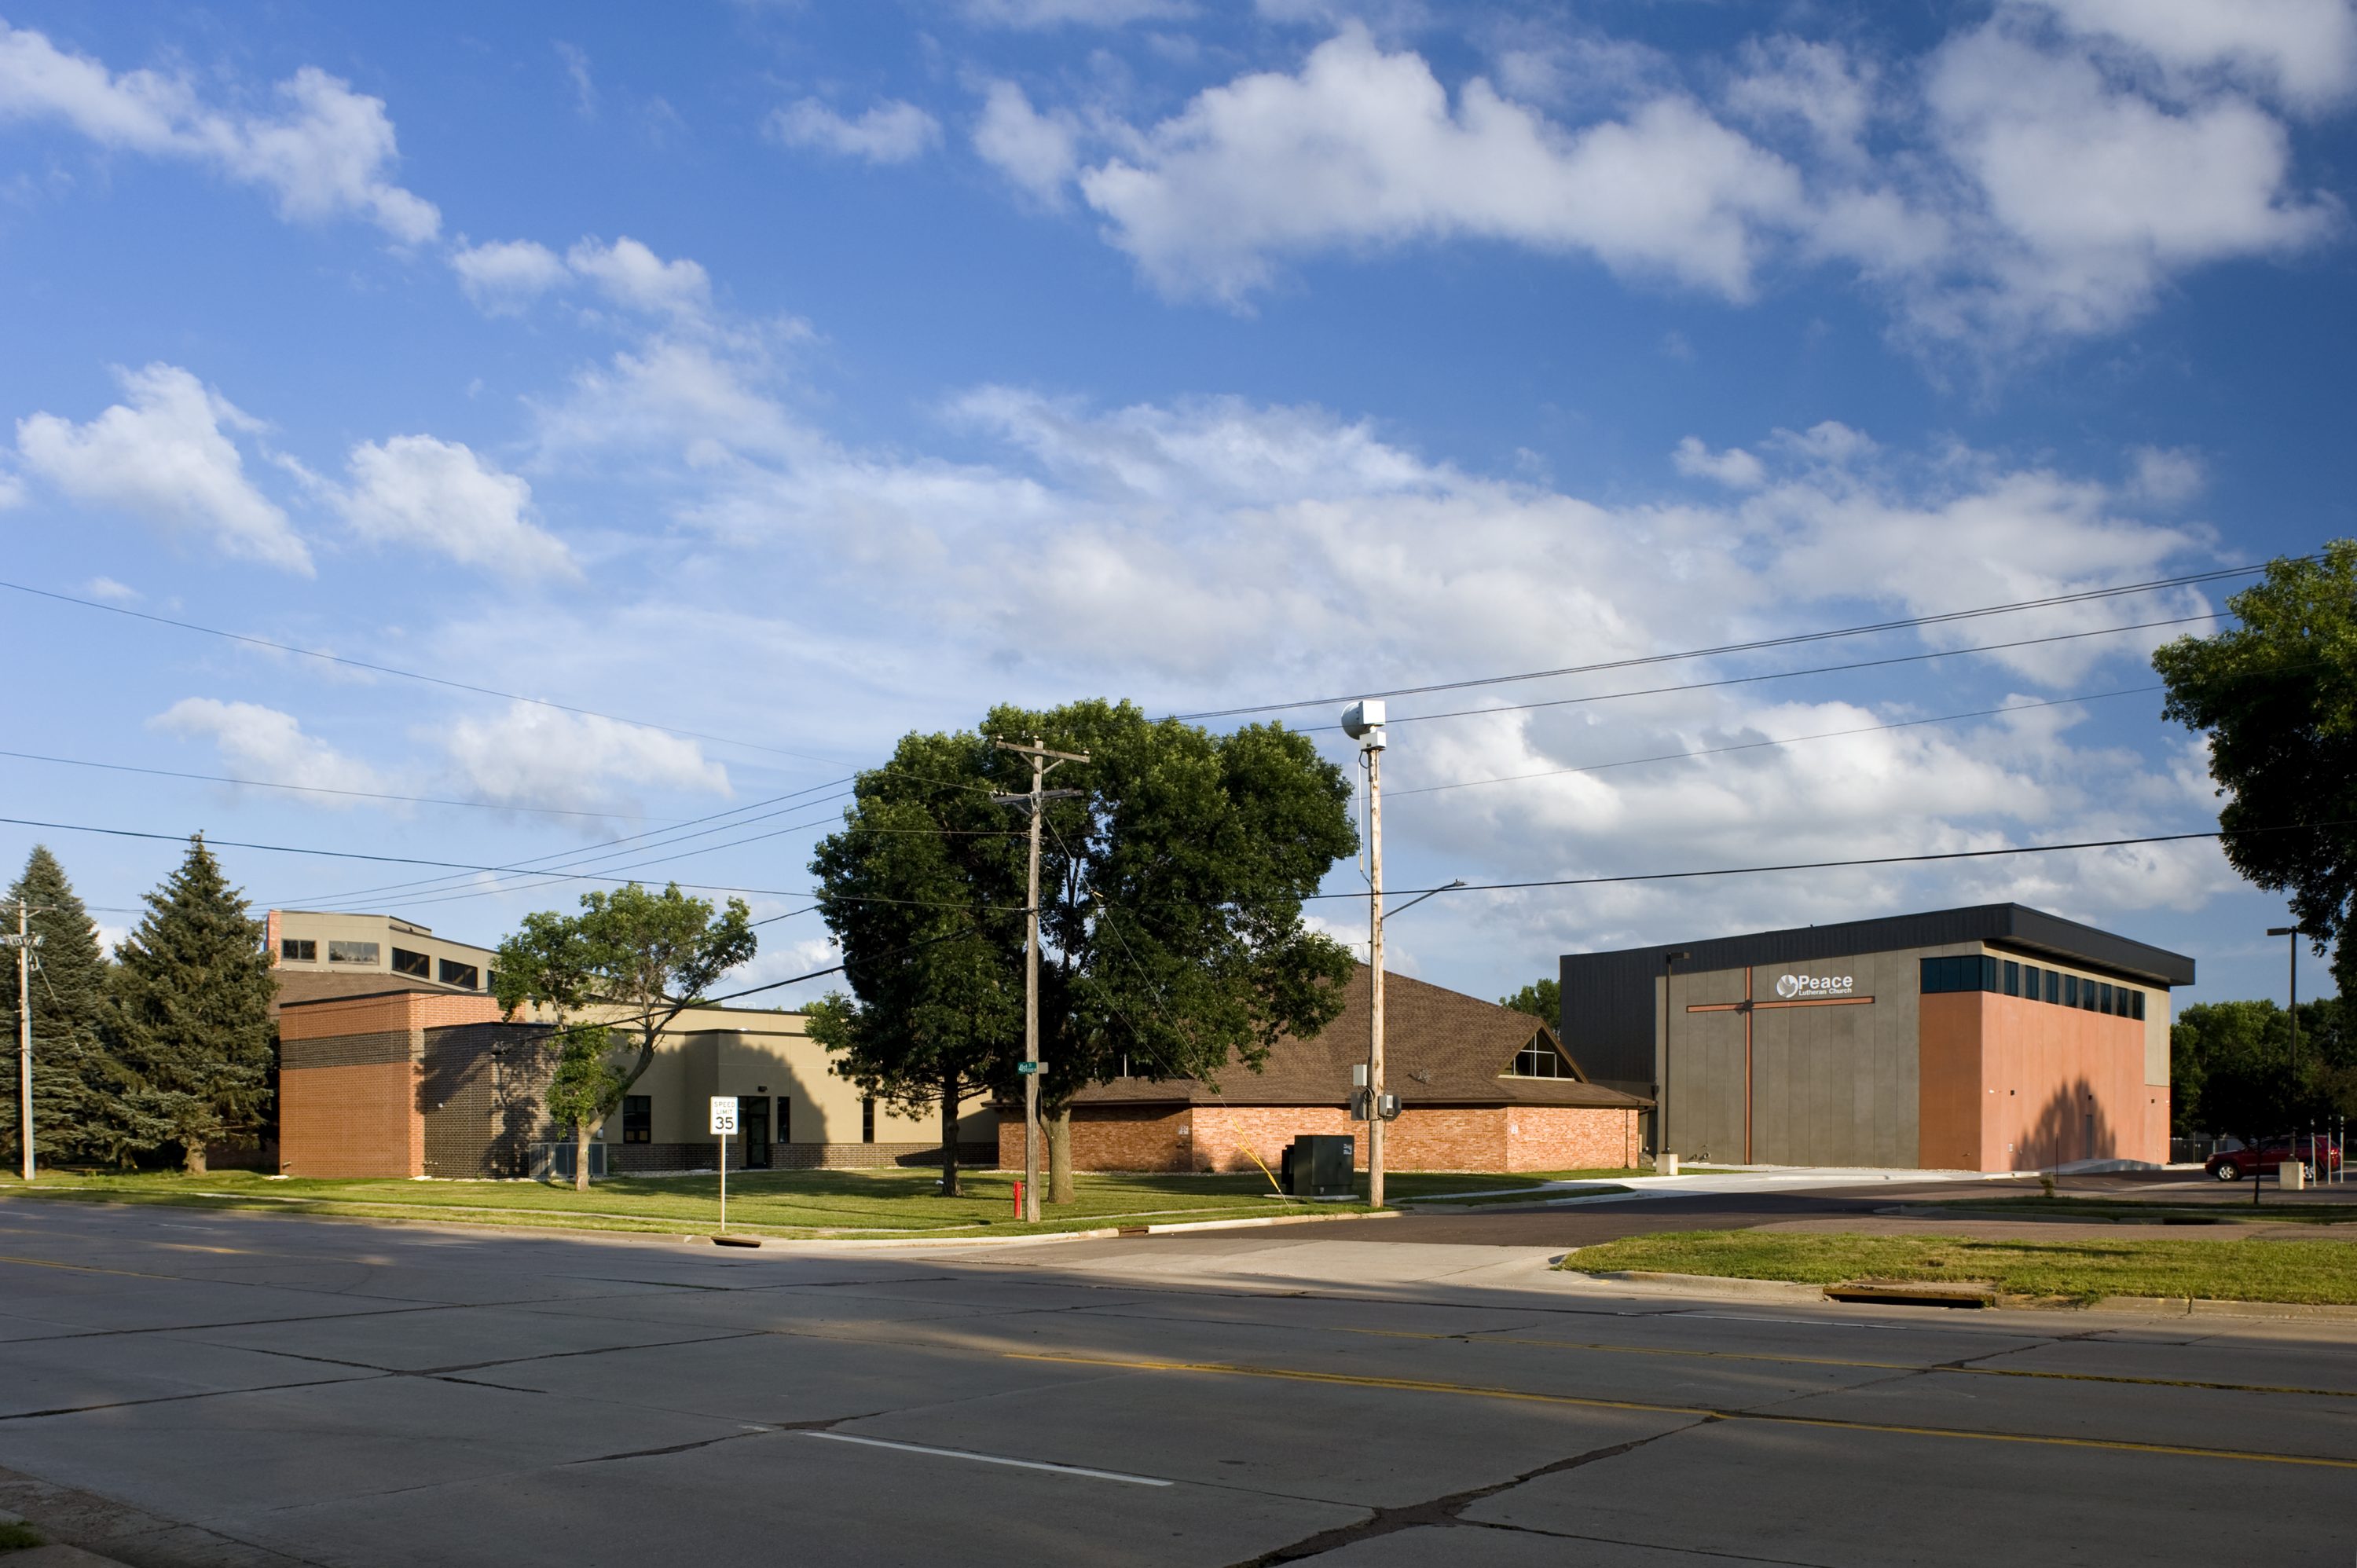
[1342,702,1387,1208]
[1660,951,1689,1169]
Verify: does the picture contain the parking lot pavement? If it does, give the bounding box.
[0,1198,2353,1568]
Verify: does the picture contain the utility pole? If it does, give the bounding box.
[8,901,42,1183]
[1342,702,1387,1208]
[992,736,1087,1223]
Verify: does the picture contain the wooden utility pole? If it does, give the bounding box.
[992,736,1087,1223]
[9,902,38,1182]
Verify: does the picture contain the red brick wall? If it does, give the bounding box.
[279,990,503,1041]
[1506,1105,1640,1171]
[1024,1101,1644,1174]
[280,1060,422,1178]
[999,1106,1194,1172]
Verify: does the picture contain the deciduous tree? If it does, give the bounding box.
[2156,542,2357,993]
[494,882,757,1183]
[1499,978,1560,1033]
[811,701,1358,1203]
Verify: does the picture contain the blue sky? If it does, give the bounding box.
[2,0,2353,1014]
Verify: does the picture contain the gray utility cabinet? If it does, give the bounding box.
[1281,1134,1356,1198]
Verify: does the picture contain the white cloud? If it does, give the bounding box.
[1725,36,1878,163]
[565,236,713,320]
[339,435,578,580]
[85,575,137,602]
[449,238,569,313]
[1672,436,1765,489]
[151,698,384,799]
[2029,0,2357,111]
[438,702,731,813]
[2127,445,2204,503]
[1919,22,2337,341]
[767,98,941,164]
[973,82,1080,203]
[0,24,438,242]
[555,42,598,119]
[1076,26,1805,302]
[0,468,20,509]
[14,363,311,573]
[959,0,1193,25]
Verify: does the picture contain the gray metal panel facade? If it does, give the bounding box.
[1562,903,2194,1100]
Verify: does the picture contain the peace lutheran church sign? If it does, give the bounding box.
[1774,973,1856,999]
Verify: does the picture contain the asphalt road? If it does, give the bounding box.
[1,1196,2354,1567]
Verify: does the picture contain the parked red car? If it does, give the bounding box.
[2205,1138,2344,1180]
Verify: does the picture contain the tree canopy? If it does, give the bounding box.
[1,845,151,1168]
[2172,997,2357,1139]
[2155,542,2357,992]
[495,881,757,1179]
[809,699,1358,1200]
[1499,978,1560,1034]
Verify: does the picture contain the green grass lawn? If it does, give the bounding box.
[0,1166,1599,1240]
[1927,1196,2357,1225]
[0,1521,42,1552]
[1563,1229,2357,1305]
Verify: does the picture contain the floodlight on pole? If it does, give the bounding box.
[1342,700,1390,1209]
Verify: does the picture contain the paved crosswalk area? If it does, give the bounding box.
[0,1198,2352,1567]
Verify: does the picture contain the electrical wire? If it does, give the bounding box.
[0,746,681,822]
[1177,561,2263,720]
[0,577,852,769]
[1386,685,2162,798]
[0,813,1025,912]
[1305,614,2208,734]
[1296,822,2322,903]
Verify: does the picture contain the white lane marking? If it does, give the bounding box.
[800,1431,1175,1486]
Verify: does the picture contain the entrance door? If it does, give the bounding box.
[739,1096,772,1169]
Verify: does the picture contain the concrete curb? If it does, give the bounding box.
[0,1508,135,1568]
[1556,1268,2357,1320]
[739,1207,1400,1250]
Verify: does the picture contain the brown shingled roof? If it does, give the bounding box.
[1071,965,1648,1111]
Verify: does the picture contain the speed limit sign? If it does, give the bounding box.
[709,1097,739,1134]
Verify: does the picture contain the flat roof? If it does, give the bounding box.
[1564,903,2196,987]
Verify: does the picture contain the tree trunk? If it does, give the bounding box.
[183,1141,207,1176]
[939,1072,962,1198]
[1047,1105,1074,1204]
[574,1120,592,1192]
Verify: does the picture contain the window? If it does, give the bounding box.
[391,947,431,978]
[2062,975,2078,1009]
[438,958,478,989]
[2130,990,2146,1021]
[778,1097,791,1144]
[1920,955,1997,994]
[327,940,379,965]
[1511,1042,1570,1078]
[2044,969,2060,1005]
[2021,964,2040,1000]
[861,1097,875,1144]
[280,937,316,962]
[2002,960,2019,998]
[621,1096,651,1144]
[2096,982,2112,1014]
[2080,980,2099,1012]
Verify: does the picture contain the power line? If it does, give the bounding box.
[1177,561,2258,720]
[1299,825,2273,903]
[1340,614,2206,732]
[0,577,852,769]
[0,814,1022,912]
[0,746,680,822]
[1387,685,2161,798]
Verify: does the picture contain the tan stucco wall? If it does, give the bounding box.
[269,910,498,991]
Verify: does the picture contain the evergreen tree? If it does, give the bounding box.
[108,836,276,1174]
[0,846,150,1171]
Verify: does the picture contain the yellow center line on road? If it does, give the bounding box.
[0,1252,181,1281]
[1010,1352,2357,1471]
[1334,1327,2357,1401]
